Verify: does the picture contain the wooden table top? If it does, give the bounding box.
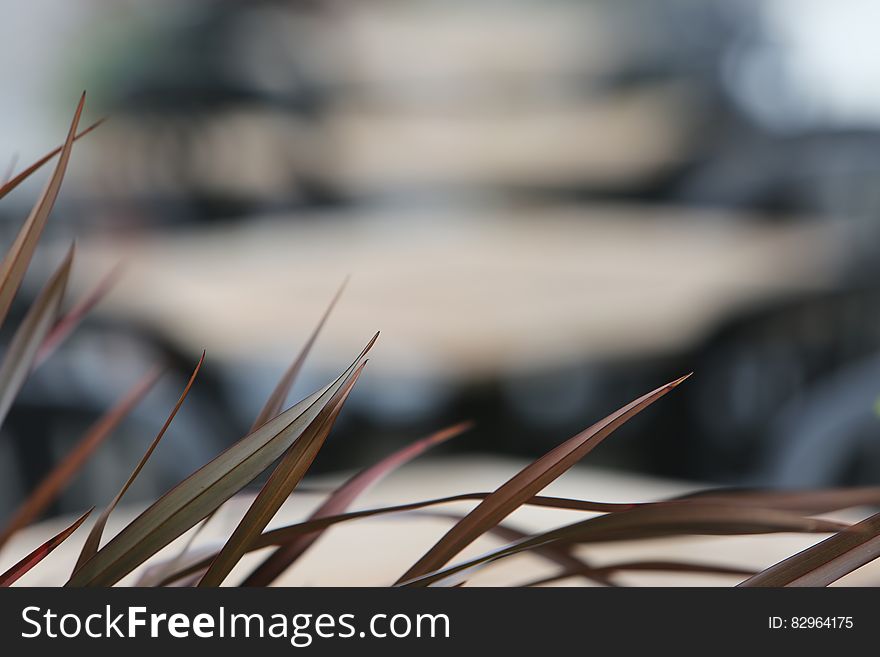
[72,202,838,382]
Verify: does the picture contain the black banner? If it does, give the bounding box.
[0,588,873,654]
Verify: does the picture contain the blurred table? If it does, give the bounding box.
[73,202,838,383]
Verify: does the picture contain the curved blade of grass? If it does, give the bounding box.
[153,494,612,586]
[155,488,862,587]
[0,509,92,587]
[513,503,848,547]
[0,118,104,201]
[153,493,650,586]
[251,278,347,432]
[247,492,631,542]
[400,504,847,587]
[0,366,161,550]
[0,94,85,330]
[523,560,756,587]
[68,333,377,587]
[671,487,880,515]
[415,510,611,587]
[198,361,367,587]
[396,374,692,583]
[739,510,880,587]
[73,352,205,574]
[0,246,73,430]
[35,262,122,368]
[244,421,472,586]
[136,542,220,587]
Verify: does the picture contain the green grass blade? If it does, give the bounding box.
[198,361,365,586]
[67,333,377,587]
[73,353,204,573]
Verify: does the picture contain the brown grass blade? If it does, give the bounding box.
[0,94,85,330]
[243,422,471,586]
[670,486,880,515]
[0,366,161,550]
[0,247,73,429]
[0,118,104,201]
[73,353,205,573]
[0,509,92,587]
[152,493,640,586]
[198,361,367,586]
[524,503,848,546]
[417,510,611,587]
[400,504,847,587]
[35,263,122,368]
[250,278,347,432]
[67,333,377,587]
[135,543,219,587]
[395,374,692,583]
[739,510,880,587]
[524,560,756,587]
[250,492,630,542]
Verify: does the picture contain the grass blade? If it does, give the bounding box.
[0,367,161,549]
[186,281,349,554]
[67,333,377,587]
[395,374,691,583]
[524,560,755,587]
[0,247,73,430]
[0,94,85,330]
[156,480,880,579]
[73,353,205,573]
[35,263,122,368]
[136,543,219,587]
[0,509,92,586]
[417,510,610,587]
[671,487,880,515]
[400,504,847,587]
[198,361,366,586]
[244,422,471,586]
[0,118,104,202]
[152,493,647,586]
[739,511,880,587]
[250,278,347,432]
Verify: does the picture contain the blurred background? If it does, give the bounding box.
[2,0,880,519]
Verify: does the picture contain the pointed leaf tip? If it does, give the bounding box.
[0,508,93,587]
[395,374,688,583]
[0,93,86,328]
[249,280,349,431]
